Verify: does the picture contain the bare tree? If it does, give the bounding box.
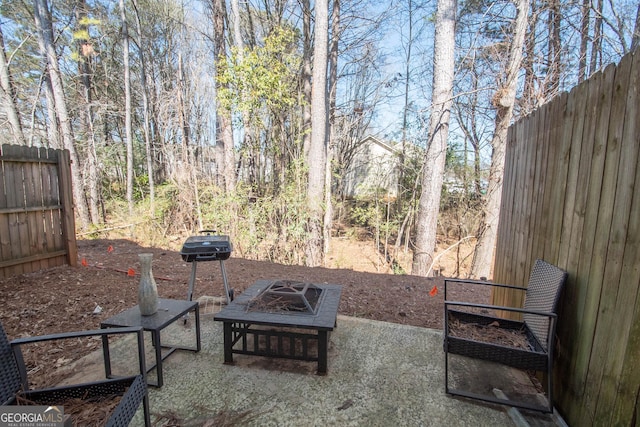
[633,2,640,51]
[324,0,341,255]
[132,0,155,216]
[75,0,101,224]
[301,0,313,159]
[33,0,91,230]
[119,0,134,218]
[411,0,456,276]
[0,23,26,145]
[306,0,329,267]
[212,0,236,192]
[578,0,590,82]
[470,0,530,279]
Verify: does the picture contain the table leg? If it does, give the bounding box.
[153,330,163,387]
[223,322,233,364]
[101,329,112,378]
[318,330,328,375]
[194,305,201,352]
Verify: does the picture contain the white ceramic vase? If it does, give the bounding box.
[138,253,158,315]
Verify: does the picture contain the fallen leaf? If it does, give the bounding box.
[337,399,354,410]
[81,258,88,267]
[429,285,438,297]
[107,245,114,253]
[127,268,136,276]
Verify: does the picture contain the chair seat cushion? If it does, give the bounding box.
[446,310,548,371]
[6,376,145,427]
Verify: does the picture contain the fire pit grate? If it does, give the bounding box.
[247,280,323,314]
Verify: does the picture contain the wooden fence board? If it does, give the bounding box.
[577,62,620,425]
[0,159,11,278]
[58,149,76,265]
[566,63,615,416]
[558,67,602,404]
[609,50,640,426]
[529,104,550,263]
[42,163,58,257]
[592,51,639,426]
[4,156,23,276]
[561,67,606,414]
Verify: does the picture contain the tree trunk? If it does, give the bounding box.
[212,0,236,192]
[132,0,155,216]
[578,0,590,82]
[0,24,26,145]
[470,0,530,279]
[411,0,456,276]
[301,0,313,159]
[119,0,134,219]
[324,0,340,255]
[75,0,101,225]
[590,0,603,74]
[632,2,640,51]
[33,0,91,230]
[546,0,561,97]
[305,0,329,267]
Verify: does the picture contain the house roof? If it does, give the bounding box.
[359,135,398,154]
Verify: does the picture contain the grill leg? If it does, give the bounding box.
[187,261,198,302]
[220,260,232,304]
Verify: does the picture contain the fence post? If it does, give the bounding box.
[57,149,77,266]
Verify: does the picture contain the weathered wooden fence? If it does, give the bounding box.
[493,49,639,425]
[0,144,77,279]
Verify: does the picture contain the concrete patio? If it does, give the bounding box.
[102,307,562,426]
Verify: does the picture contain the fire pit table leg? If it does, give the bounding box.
[223,322,234,364]
[318,330,328,375]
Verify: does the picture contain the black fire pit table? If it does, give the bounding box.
[214,279,342,375]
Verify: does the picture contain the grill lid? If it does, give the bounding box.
[180,234,232,262]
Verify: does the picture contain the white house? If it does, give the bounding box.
[342,135,400,199]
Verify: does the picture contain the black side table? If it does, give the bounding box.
[101,298,201,387]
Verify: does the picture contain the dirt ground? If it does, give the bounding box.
[0,237,489,388]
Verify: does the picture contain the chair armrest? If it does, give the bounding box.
[444,278,526,302]
[444,300,557,319]
[10,327,146,392]
[10,326,143,346]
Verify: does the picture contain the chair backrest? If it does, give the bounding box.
[0,322,22,405]
[523,259,567,350]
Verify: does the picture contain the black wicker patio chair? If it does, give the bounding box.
[1,321,151,426]
[443,259,567,413]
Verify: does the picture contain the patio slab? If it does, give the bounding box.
[121,312,554,426]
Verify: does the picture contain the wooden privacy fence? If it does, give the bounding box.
[0,144,77,279]
[493,49,639,426]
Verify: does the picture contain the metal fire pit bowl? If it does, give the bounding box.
[247,280,323,314]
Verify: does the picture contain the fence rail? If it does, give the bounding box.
[0,144,77,278]
[494,50,639,425]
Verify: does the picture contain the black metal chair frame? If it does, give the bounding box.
[443,259,567,413]
[1,322,151,427]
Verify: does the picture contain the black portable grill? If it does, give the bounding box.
[180,231,233,304]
